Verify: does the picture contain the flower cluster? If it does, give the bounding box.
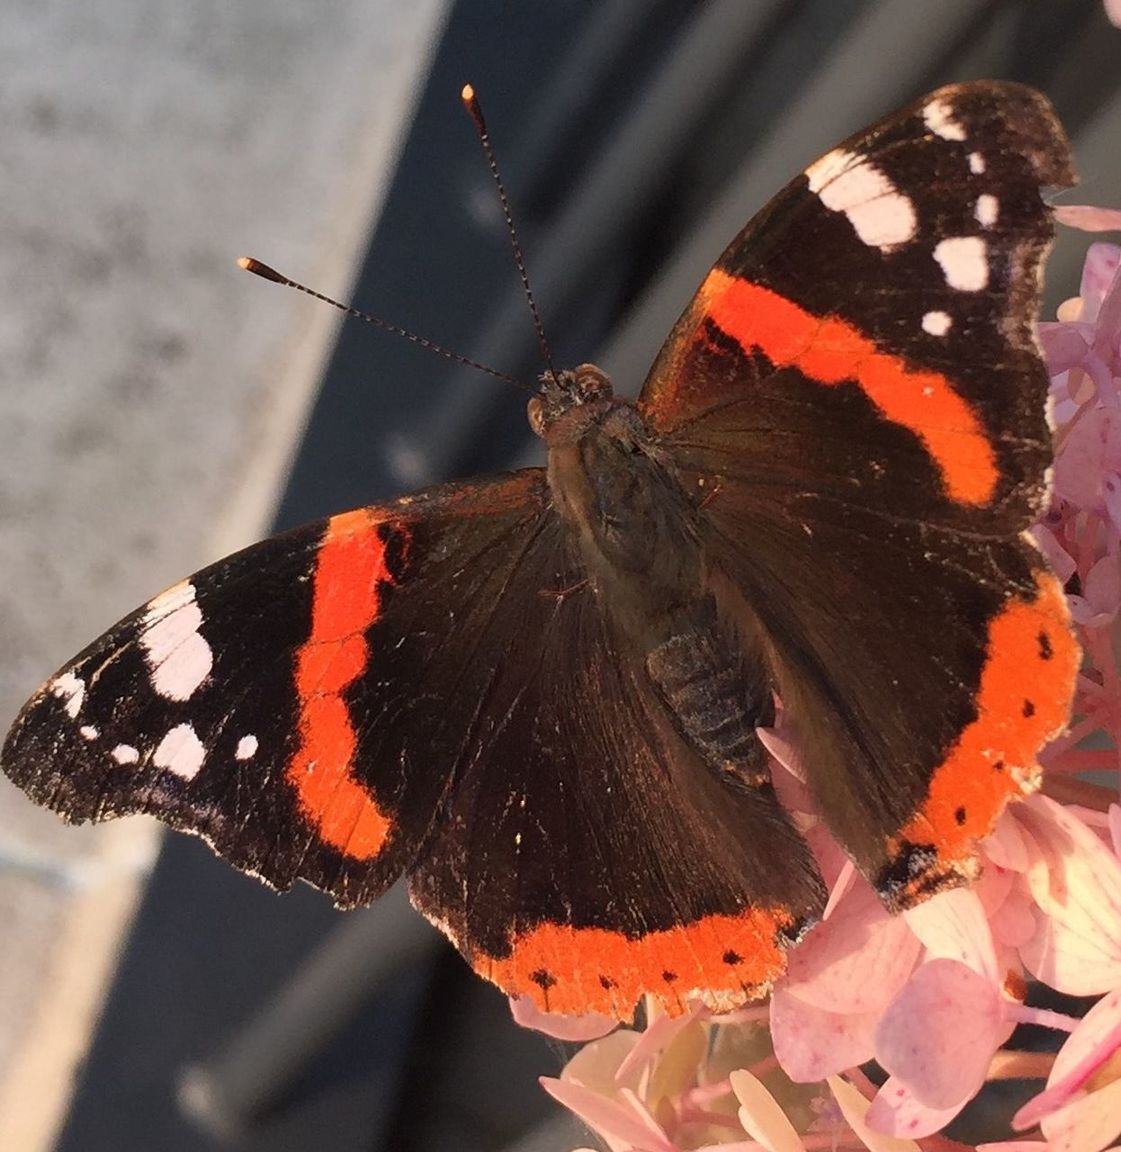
[519,217,1121,1151]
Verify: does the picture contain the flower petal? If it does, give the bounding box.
[975,1143,1049,1150]
[729,1068,805,1152]
[1053,406,1121,508]
[985,810,1032,872]
[988,881,1038,949]
[541,1078,675,1152]
[782,875,920,1014]
[827,1075,921,1152]
[903,887,998,981]
[562,1029,643,1093]
[1018,797,1121,995]
[1055,205,1121,234]
[875,958,1009,1109]
[1042,1076,1121,1152]
[615,1002,705,1084]
[1027,523,1077,587]
[1081,242,1121,315]
[1084,553,1121,619]
[770,984,877,1082]
[1013,989,1121,1152]
[1038,321,1092,374]
[509,995,618,1041]
[866,1076,966,1140]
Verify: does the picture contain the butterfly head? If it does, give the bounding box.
[527,363,616,444]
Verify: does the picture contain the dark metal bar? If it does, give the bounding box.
[177,883,440,1138]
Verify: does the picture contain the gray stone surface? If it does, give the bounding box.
[0,2,446,1146]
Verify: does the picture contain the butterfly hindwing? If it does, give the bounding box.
[639,81,1080,903]
[408,558,825,1018]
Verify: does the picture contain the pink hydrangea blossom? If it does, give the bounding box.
[522,221,1121,1151]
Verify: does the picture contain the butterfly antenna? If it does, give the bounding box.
[237,257,520,387]
[461,83,558,383]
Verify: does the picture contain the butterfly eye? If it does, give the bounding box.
[574,364,613,402]
[527,395,547,436]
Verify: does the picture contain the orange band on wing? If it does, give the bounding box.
[699,268,998,505]
[289,509,398,860]
[481,907,795,1019]
[899,571,1079,865]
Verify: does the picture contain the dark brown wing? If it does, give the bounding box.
[3,467,825,1017]
[407,538,824,1019]
[637,82,1080,903]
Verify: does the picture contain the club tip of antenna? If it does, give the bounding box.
[237,256,285,284]
[460,83,485,130]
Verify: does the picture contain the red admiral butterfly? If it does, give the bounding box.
[2,81,1080,1020]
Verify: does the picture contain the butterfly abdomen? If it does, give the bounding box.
[646,620,774,789]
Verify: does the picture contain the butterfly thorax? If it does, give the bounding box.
[537,367,697,618]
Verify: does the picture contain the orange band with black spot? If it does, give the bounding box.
[699,268,999,506]
[899,571,1079,863]
[481,906,795,1018]
[288,509,397,860]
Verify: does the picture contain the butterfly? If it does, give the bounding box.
[2,81,1080,1020]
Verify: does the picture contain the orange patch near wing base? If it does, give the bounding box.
[288,509,400,860]
[898,571,1079,871]
[480,908,795,1019]
[698,268,998,506]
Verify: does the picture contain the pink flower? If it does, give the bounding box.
[771,873,920,1082]
[1015,797,1121,995]
[540,1002,780,1152]
[509,994,618,1041]
[1013,988,1121,1151]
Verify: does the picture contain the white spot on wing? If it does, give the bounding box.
[934,236,989,291]
[975,194,998,228]
[968,152,986,174]
[50,672,85,718]
[144,580,197,620]
[804,147,850,189]
[79,725,98,741]
[112,744,140,765]
[153,723,206,780]
[141,581,213,701]
[235,735,258,760]
[922,310,953,336]
[805,148,916,251]
[924,98,966,141]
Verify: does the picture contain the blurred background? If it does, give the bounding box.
[2,1,1121,1149]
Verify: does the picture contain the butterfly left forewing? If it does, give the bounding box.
[2,472,555,906]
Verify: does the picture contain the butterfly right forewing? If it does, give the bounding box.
[638,81,1080,905]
